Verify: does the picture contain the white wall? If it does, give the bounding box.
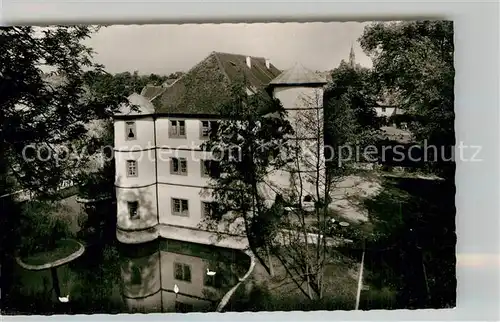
[115,150,156,187]
[273,86,324,124]
[155,118,217,149]
[115,118,155,150]
[115,116,217,233]
[157,184,211,228]
[156,149,212,188]
[116,185,158,230]
[271,85,326,202]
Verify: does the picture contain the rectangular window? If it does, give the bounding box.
[170,120,186,138]
[174,262,191,282]
[125,121,136,140]
[381,107,386,112]
[200,160,220,178]
[171,157,187,175]
[128,201,139,219]
[126,160,138,177]
[172,198,189,216]
[179,120,186,136]
[180,159,187,174]
[175,301,193,313]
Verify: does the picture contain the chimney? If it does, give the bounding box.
[246,56,251,68]
[265,58,271,69]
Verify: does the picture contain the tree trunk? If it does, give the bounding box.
[276,254,313,300]
[305,264,313,300]
[243,214,271,275]
[51,267,61,298]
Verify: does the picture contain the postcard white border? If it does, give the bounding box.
[1,0,499,321]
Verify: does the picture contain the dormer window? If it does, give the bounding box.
[125,122,136,140]
[170,120,186,138]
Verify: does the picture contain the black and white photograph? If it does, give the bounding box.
[1,21,456,314]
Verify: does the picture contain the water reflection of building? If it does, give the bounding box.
[120,240,245,313]
[121,249,162,313]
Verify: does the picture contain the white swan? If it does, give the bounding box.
[173,284,179,294]
[58,295,70,303]
[206,268,216,276]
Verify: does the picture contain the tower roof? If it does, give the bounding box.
[269,62,327,86]
[349,42,356,67]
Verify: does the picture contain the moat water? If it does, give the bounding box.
[6,239,251,314]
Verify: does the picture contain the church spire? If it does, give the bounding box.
[349,42,356,68]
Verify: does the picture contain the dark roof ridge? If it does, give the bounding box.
[213,51,268,61]
[149,88,167,102]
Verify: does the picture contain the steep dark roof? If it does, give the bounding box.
[152,51,282,115]
[141,85,166,100]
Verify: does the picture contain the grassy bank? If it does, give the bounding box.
[20,239,81,266]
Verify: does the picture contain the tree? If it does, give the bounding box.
[359,21,455,179]
[264,57,381,302]
[325,60,379,130]
[358,21,455,309]
[273,84,376,300]
[268,88,332,300]
[83,70,169,98]
[0,26,127,301]
[200,82,294,274]
[1,26,127,196]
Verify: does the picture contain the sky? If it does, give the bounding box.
[85,22,373,75]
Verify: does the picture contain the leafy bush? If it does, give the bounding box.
[18,201,73,255]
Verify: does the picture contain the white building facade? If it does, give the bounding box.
[114,53,327,247]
